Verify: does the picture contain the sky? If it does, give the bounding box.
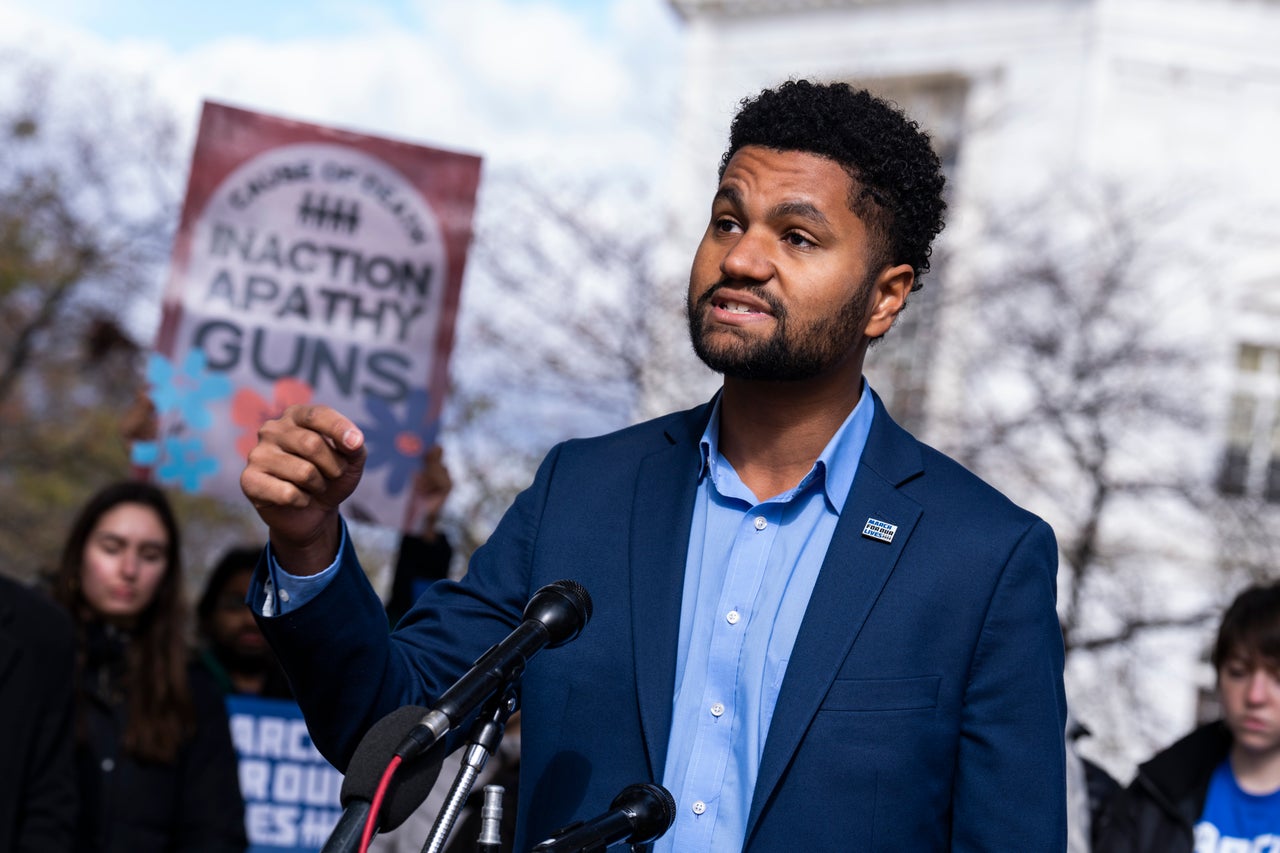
[0,0,687,176]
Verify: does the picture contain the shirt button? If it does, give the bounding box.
[753,516,767,531]
[279,589,291,603]
[101,758,115,772]
[692,800,706,815]
[726,610,740,625]
[710,702,725,717]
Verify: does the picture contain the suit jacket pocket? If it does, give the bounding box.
[820,675,940,712]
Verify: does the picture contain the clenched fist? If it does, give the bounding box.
[240,404,366,575]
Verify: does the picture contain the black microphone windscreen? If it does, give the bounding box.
[617,782,676,842]
[526,579,593,647]
[340,705,445,831]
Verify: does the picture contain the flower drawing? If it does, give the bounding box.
[359,389,436,497]
[154,435,220,492]
[146,350,234,430]
[231,377,314,458]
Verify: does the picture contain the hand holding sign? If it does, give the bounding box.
[240,404,366,574]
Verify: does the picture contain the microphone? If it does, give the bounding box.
[321,706,446,852]
[530,783,676,852]
[397,580,591,760]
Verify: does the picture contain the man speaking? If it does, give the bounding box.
[241,79,1067,851]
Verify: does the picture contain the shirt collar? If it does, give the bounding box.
[697,381,876,514]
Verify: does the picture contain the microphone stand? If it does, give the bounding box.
[419,686,518,853]
[475,784,504,853]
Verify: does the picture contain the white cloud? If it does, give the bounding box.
[0,0,684,175]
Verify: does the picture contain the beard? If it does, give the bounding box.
[686,275,875,381]
[211,640,272,674]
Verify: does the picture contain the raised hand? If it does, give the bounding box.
[240,404,366,574]
[408,444,453,540]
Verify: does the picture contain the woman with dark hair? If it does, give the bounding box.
[51,480,246,853]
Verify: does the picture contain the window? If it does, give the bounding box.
[1217,343,1280,502]
[854,73,968,433]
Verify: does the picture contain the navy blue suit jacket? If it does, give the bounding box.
[255,393,1067,851]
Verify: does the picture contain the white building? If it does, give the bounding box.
[660,0,1280,779]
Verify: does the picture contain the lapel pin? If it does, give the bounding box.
[862,518,897,544]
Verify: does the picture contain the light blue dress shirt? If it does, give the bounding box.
[256,536,339,616]
[656,384,874,853]
[261,384,875,853]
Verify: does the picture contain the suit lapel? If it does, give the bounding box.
[747,395,925,838]
[630,405,709,781]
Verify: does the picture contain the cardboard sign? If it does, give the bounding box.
[139,102,481,529]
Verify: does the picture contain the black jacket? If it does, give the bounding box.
[0,576,78,852]
[74,624,247,853]
[386,532,453,628]
[1092,720,1233,853]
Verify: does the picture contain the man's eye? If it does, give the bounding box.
[784,232,814,248]
[715,217,741,233]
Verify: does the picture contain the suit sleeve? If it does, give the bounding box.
[951,518,1067,851]
[251,445,560,770]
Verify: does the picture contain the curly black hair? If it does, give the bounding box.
[721,79,947,287]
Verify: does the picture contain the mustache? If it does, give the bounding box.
[693,280,785,316]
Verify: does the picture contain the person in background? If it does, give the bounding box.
[1067,713,1121,852]
[386,445,455,627]
[1093,581,1280,851]
[0,573,77,851]
[51,480,247,853]
[198,545,293,699]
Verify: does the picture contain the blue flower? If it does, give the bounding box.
[154,435,220,492]
[359,390,436,496]
[146,351,233,430]
[130,441,160,467]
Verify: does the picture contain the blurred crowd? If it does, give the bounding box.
[0,438,522,853]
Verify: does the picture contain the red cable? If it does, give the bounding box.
[359,754,403,853]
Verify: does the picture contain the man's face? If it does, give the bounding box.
[208,568,269,667]
[686,146,909,381]
[1219,653,1280,760]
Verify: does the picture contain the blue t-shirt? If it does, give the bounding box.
[1195,759,1280,852]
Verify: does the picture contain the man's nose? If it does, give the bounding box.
[720,228,774,283]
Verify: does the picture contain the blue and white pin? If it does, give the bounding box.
[862,517,897,544]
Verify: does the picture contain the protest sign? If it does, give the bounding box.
[226,694,344,852]
[138,102,481,529]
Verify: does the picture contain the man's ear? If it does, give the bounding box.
[864,263,914,339]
